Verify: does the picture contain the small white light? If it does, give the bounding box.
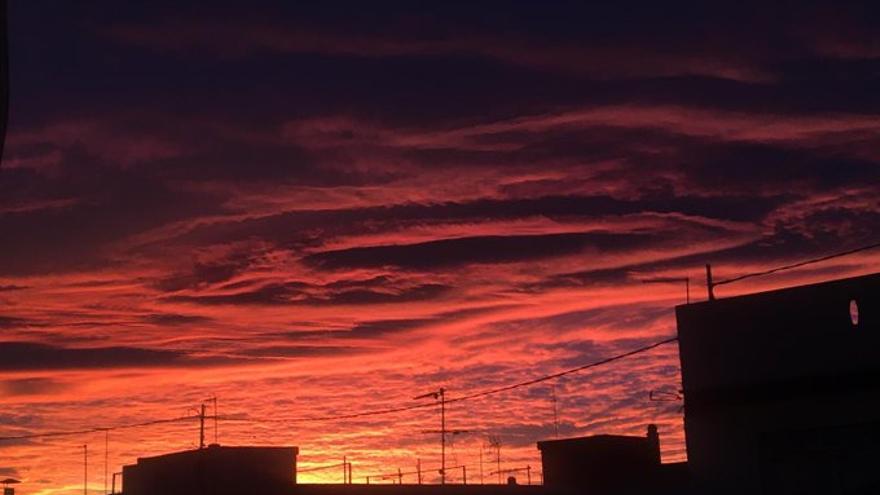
[850,300,859,326]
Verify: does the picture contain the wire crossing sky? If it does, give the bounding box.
[1,336,678,440]
[2,2,880,492]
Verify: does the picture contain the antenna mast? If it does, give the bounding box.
[212,396,218,444]
[104,430,109,495]
[414,387,447,484]
[83,444,88,495]
[441,388,445,485]
[199,403,206,449]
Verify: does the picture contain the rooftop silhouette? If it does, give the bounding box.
[676,271,880,494]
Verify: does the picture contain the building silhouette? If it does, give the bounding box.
[538,424,666,494]
[676,271,880,494]
[122,445,298,495]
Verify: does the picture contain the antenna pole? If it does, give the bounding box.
[413,387,449,485]
[104,430,109,495]
[199,403,206,449]
[551,385,559,438]
[480,444,483,485]
[479,446,484,484]
[496,443,501,484]
[440,387,446,485]
[83,444,88,495]
[417,458,422,485]
[212,396,218,444]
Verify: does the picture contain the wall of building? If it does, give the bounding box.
[676,272,880,494]
[123,445,297,495]
[537,427,663,495]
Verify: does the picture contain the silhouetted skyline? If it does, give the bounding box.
[2,2,880,493]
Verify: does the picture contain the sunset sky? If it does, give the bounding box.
[2,2,880,493]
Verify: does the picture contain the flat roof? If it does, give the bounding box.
[677,271,880,311]
[134,445,299,464]
[537,434,646,450]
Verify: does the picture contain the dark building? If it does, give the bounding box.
[122,445,298,495]
[537,425,668,494]
[295,486,545,495]
[676,272,880,494]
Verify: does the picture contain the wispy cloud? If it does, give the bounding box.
[2,1,879,491]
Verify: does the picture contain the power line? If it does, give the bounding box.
[445,336,678,405]
[0,415,199,442]
[365,463,475,482]
[714,241,880,287]
[0,336,678,441]
[251,401,439,424]
[238,336,678,424]
[297,462,349,473]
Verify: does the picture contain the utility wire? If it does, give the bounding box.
[297,462,349,473]
[366,463,473,480]
[714,241,880,287]
[0,415,199,442]
[250,402,439,424]
[446,337,677,405]
[0,336,678,440]
[237,336,678,424]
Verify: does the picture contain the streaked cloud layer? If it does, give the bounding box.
[2,2,879,492]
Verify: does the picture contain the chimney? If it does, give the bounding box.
[646,424,661,464]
